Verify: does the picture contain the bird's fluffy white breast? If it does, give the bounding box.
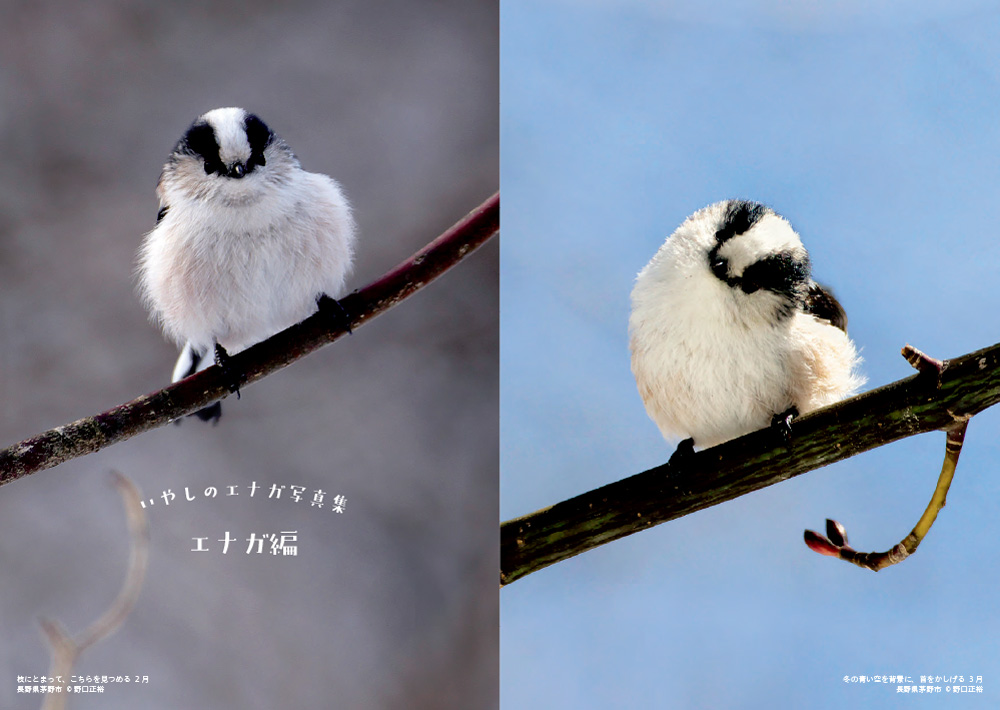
[630,251,797,447]
[138,168,355,353]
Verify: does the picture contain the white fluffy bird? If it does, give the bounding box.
[138,107,356,421]
[629,200,864,453]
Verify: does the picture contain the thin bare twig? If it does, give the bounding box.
[501,341,1000,586]
[0,192,499,486]
[803,345,970,571]
[40,472,149,709]
[804,419,968,570]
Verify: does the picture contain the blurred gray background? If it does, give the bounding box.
[0,1,497,708]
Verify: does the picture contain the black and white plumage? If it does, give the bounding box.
[629,200,864,450]
[138,107,356,421]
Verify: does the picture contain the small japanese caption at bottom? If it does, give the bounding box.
[844,675,984,694]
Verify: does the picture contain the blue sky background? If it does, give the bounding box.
[501,1,1000,707]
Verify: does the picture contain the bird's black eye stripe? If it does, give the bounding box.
[715,200,770,244]
[244,113,273,172]
[181,121,225,176]
[740,251,810,298]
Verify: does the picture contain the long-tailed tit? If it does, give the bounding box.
[138,107,356,422]
[629,200,864,458]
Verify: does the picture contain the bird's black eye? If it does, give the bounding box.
[710,257,728,280]
[203,161,213,175]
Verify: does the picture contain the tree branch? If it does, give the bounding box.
[0,192,499,486]
[500,342,1000,586]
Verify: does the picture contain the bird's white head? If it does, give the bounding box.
[159,107,297,205]
[637,200,812,327]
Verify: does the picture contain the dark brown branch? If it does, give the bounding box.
[501,341,1000,586]
[0,192,499,486]
[902,343,947,387]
